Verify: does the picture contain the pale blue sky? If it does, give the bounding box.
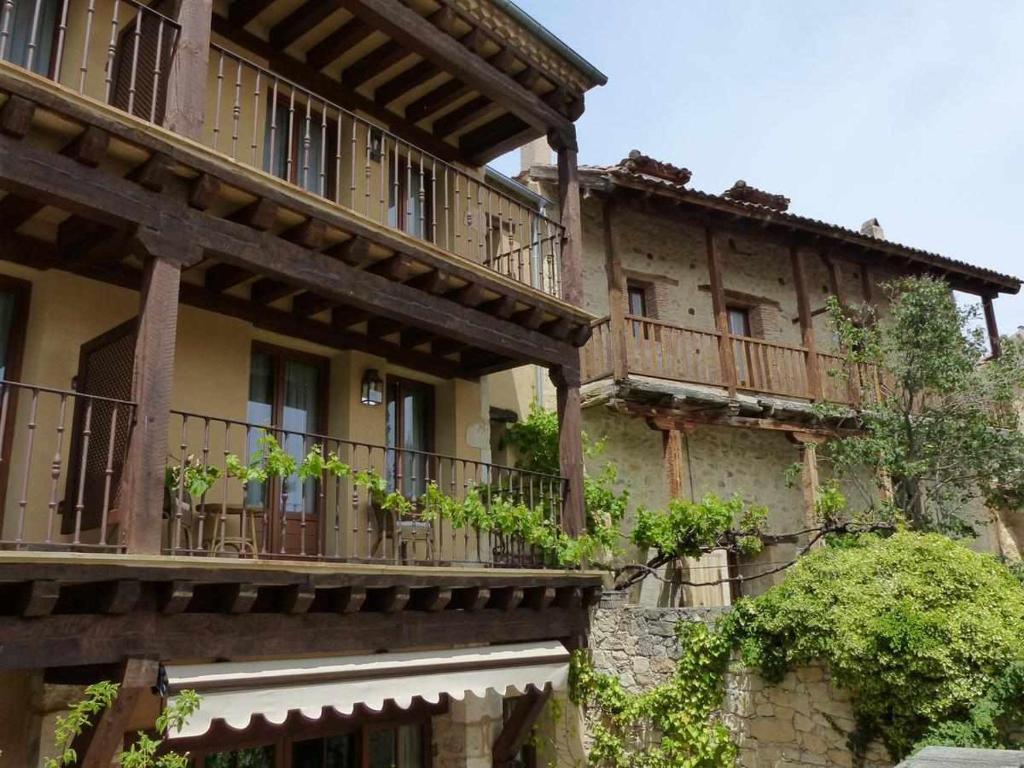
[492,1,1024,334]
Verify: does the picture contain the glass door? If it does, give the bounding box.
[385,378,433,499]
[728,306,753,386]
[246,345,327,555]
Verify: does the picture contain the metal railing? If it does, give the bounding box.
[0,4,567,299]
[205,43,565,297]
[166,410,566,568]
[0,380,135,551]
[0,0,180,126]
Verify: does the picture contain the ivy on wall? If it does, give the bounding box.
[573,532,1024,767]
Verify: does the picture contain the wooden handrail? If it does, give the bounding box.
[624,314,720,338]
[728,333,808,354]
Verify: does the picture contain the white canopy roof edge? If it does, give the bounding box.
[165,641,570,739]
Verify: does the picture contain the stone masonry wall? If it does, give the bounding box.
[589,602,892,768]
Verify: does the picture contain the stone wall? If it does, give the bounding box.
[589,602,892,768]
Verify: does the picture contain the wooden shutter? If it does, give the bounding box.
[109,10,176,122]
[61,320,136,534]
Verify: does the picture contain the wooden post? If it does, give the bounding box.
[705,227,737,396]
[662,427,686,499]
[549,126,583,307]
[602,198,629,380]
[790,243,823,401]
[982,294,1002,358]
[161,0,214,141]
[121,253,182,554]
[551,364,585,537]
[789,431,826,548]
[73,658,160,768]
[492,686,552,768]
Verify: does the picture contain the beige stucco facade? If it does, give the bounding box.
[0,262,493,561]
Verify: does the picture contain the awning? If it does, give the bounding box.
[165,640,570,739]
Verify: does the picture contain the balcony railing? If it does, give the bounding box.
[0,380,567,568]
[0,1,566,298]
[581,316,878,406]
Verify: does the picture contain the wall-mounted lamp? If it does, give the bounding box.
[360,368,384,406]
[368,129,384,162]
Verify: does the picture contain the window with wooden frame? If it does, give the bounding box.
[264,96,339,199]
[626,281,655,340]
[386,153,434,241]
[727,306,753,386]
[181,707,434,768]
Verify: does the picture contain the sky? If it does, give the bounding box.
[491,1,1024,334]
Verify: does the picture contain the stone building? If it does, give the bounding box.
[492,146,1021,607]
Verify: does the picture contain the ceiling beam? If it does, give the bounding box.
[339,0,572,133]
[229,0,275,27]
[270,1,346,49]
[306,17,373,71]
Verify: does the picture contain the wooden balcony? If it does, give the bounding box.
[0,0,574,302]
[0,380,567,568]
[581,315,880,407]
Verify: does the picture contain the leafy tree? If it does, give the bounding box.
[822,276,1024,534]
[725,531,1024,760]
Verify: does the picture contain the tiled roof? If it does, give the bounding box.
[532,153,1021,294]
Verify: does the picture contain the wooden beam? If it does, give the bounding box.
[551,364,584,536]
[270,1,345,49]
[552,127,582,306]
[204,263,251,292]
[230,198,279,231]
[18,580,59,617]
[405,79,472,123]
[983,294,1002,358]
[76,659,160,768]
[251,278,297,305]
[0,193,44,230]
[283,218,328,250]
[602,199,628,379]
[705,227,737,397]
[376,60,442,106]
[459,113,529,156]
[0,604,590,670]
[292,291,335,317]
[119,252,182,555]
[62,125,109,167]
[188,172,221,211]
[0,94,35,137]
[229,0,274,26]
[331,305,371,328]
[306,17,373,70]
[493,687,552,768]
[127,153,172,193]
[164,1,214,140]
[433,95,492,138]
[341,0,572,133]
[344,41,411,88]
[791,244,823,401]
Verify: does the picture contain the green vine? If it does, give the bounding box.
[571,621,738,768]
[45,685,200,768]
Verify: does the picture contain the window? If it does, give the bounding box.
[627,284,649,318]
[727,306,753,386]
[502,697,538,768]
[246,344,329,555]
[727,306,751,337]
[385,377,434,498]
[386,155,434,241]
[191,719,428,768]
[264,98,337,198]
[2,0,60,76]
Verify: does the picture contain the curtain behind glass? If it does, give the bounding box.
[5,0,59,75]
[263,99,326,196]
[245,350,274,509]
[282,359,319,514]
